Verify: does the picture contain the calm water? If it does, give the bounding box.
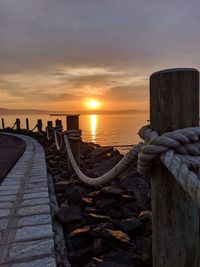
[1,114,149,153]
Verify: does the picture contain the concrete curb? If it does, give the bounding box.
[0,133,56,267]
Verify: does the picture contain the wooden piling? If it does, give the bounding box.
[55,119,62,128]
[16,118,21,130]
[37,119,42,132]
[1,118,5,130]
[26,118,29,130]
[66,114,80,173]
[150,68,199,267]
[47,121,53,128]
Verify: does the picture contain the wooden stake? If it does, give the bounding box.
[37,119,42,132]
[150,68,199,267]
[47,121,53,127]
[1,118,5,130]
[66,114,80,174]
[16,118,21,130]
[26,118,29,130]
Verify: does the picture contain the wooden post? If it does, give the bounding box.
[26,118,29,130]
[37,119,42,132]
[150,68,199,267]
[66,114,80,173]
[1,118,5,130]
[47,121,53,127]
[16,118,21,130]
[55,119,62,128]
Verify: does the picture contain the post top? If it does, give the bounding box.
[151,68,199,77]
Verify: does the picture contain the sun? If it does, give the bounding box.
[86,99,101,109]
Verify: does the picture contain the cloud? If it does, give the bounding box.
[1,0,200,109]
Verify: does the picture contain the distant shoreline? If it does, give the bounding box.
[0,108,148,116]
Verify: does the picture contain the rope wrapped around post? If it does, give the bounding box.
[63,125,200,206]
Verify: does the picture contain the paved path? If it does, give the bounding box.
[0,134,56,267]
[0,134,26,181]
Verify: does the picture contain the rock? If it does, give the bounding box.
[93,238,105,256]
[68,246,93,265]
[66,187,83,206]
[68,227,93,250]
[96,198,117,213]
[55,206,82,224]
[54,180,73,192]
[82,197,93,205]
[100,229,130,249]
[80,142,95,155]
[102,250,144,267]
[138,210,152,222]
[138,211,152,237]
[114,218,143,235]
[87,213,111,224]
[91,146,114,163]
[93,155,122,175]
[86,191,101,199]
[101,186,123,196]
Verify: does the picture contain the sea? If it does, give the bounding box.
[1,113,149,154]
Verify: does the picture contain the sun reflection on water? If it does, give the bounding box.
[90,114,97,142]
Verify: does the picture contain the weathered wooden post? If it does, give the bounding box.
[66,114,80,174]
[16,118,21,130]
[47,121,53,128]
[55,119,62,128]
[26,118,29,130]
[150,68,199,267]
[1,118,5,130]
[37,119,42,132]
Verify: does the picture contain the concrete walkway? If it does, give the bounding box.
[0,134,56,267]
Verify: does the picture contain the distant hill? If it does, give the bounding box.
[0,108,148,115]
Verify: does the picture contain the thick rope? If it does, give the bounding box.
[64,133,143,186]
[138,126,200,204]
[46,123,200,205]
[46,126,54,141]
[53,129,63,151]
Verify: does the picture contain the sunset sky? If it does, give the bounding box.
[1,0,200,111]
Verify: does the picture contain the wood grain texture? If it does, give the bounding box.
[150,68,200,267]
[67,115,80,174]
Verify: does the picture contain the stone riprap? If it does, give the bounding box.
[0,133,56,267]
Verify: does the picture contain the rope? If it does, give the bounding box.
[53,129,63,151]
[63,126,200,206]
[64,132,143,186]
[44,121,200,205]
[46,126,54,140]
[31,124,38,132]
[138,126,200,204]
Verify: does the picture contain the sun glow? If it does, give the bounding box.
[86,99,101,109]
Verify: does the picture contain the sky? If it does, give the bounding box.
[1,0,200,111]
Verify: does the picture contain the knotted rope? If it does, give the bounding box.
[46,123,200,204]
[63,126,200,205]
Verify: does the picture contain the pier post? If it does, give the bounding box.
[55,119,62,129]
[47,121,53,128]
[16,118,21,130]
[66,114,80,174]
[1,118,5,130]
[26,118,29,131]
[37,119,42,132]
[150,68,199,267]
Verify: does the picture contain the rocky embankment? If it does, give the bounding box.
[43,138,152,267]
[2,129,152,267]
